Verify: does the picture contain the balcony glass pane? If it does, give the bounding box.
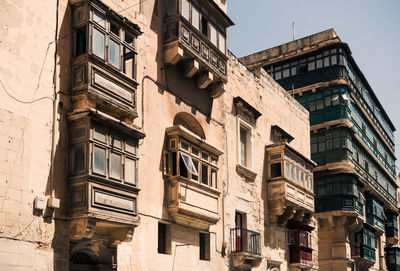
[109,39,120,68]
[72,144,85,173]
[93,146,106,174]
[210,24,217,46]
[181,0,189,20]
[218,32,226,53]
[110,152,122,179]
[201,164,208,185]
[93,9,105,27]
[125,157,136,185]
[192,6,200,30]
[93,28,105,59]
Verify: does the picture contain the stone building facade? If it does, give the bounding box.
[0,0,319,270]
[241,29,399,271]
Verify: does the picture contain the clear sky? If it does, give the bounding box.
[227,0,400,174]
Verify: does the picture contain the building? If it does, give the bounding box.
[0,0,320,271]
[241,29,398,271]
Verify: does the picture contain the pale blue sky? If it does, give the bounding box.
[227,0,400,173]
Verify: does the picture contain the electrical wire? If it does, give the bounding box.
[0,70,53,104]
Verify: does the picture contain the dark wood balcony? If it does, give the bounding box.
[163,15,228,98]
[230,227,262,268]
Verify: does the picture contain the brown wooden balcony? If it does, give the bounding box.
[266,143,316,225]
[68,110,145,244]
[230,227,262,268]
[163,15,228,98]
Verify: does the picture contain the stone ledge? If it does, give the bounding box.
[236,164,257,181]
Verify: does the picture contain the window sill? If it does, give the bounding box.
[236,164,257,181]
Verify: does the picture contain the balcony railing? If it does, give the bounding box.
[351,243,376,262]
[230,227,261,256]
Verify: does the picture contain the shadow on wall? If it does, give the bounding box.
[49,3,73,270]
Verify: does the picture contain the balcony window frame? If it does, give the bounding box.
[237,118,254,171]
[69,121,139,186]
[72,3,139,80]
[164,132,219,190]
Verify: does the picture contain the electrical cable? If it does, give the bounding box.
[0,70,53,104]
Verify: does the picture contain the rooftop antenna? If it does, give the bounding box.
[292,21,295,41]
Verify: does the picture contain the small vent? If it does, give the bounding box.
[71,252,95,264]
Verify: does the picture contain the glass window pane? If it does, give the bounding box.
[109,39,120,68]
[181,0,189,20]
[218,32,225,53]
[325,96,331,106]
[283,69,290,78]
[72,144,85,173]
[192,159,199,181]
[331,55,337,65]
[123,47,135,78]
[125,157,136,184]
[275,72,281,80]
[110,152,122,179]
[93,9,105,27]
[181,153,198,175]
[93,28,105,59]
[240,127,247,166]
[308,62,315,71]
[210,24,217,46]
[316,59,323,69]
[93,146,106,174]
[201,164,208,185]
[324,57,330,67]
[192,6,200,30]
[211,169,217,188]
[291,67,297,76]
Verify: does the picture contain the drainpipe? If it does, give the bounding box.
[50,0,60,200]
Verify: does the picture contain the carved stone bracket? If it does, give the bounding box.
[70,217,136,244]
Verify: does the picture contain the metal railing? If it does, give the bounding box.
[230,227,261,256]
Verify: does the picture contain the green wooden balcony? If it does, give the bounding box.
[310,105,350,126]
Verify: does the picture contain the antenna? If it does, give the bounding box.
[292,21,295,41]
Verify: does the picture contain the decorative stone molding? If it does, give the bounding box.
[236,164,257,181]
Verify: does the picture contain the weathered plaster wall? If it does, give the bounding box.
[0,0,315,270]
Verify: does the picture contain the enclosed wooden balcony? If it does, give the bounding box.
[164,125,223,230]
[351,224,376,270]
[387,247,400,271]
[266,142,316,225]
[68,111,145,244]
[386,212,399,246]
[70,0,141,119]
[163,0,234,98]
[287,224,314,270]
[230,227,262,268]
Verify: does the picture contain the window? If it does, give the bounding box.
[158,223,171,254]
[270,162,282,178]
[164,132,219,189]
[73,4,138,79]
[181,0,190,20]
[199,233,210,260]
[192,6,200,30]
[238,119,253,170]
[69,123,138,185]
[201,16,209,36]
[286,229,312,248]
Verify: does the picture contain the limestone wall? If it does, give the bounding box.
[0,0,314,270]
